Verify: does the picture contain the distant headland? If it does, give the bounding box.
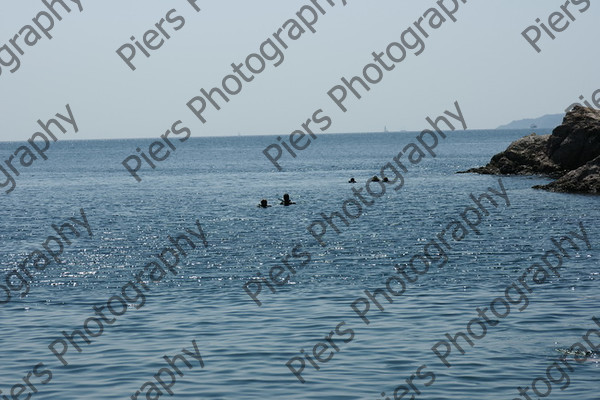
[496,113,565,130]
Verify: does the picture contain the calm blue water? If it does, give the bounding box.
[0,130,598,399]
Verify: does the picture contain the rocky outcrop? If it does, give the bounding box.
[460,106,600,194]
[533,156,600,194]
[460,133,562,177]
[546,107,600,170]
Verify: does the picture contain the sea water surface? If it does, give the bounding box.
[0,130,598,399]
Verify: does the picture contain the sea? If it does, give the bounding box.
[0,129,598,400]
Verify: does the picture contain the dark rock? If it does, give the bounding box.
[533,156,600,194]
[458,133,562,176]
[460,106,600,194]
[546,106,600,170]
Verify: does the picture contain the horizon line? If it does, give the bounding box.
[0,126,556,144]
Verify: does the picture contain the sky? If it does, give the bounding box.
[0,0,599,141]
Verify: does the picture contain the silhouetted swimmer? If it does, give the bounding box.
[348,178,356,183]
[280,193,296,206]
[382,177,389,183]
[371,176,380,182]
[258,199,271,208]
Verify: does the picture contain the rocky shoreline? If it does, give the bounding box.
[460,106,600,194]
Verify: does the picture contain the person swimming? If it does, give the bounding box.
[348,178,356,183]
[280,193,296,206]
[371,176,380,182]
[382,177,389,182]
[258,199,271,208]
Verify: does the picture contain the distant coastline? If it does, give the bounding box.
[496,113,565,130]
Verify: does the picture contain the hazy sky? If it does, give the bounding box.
[0,0,598,141]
